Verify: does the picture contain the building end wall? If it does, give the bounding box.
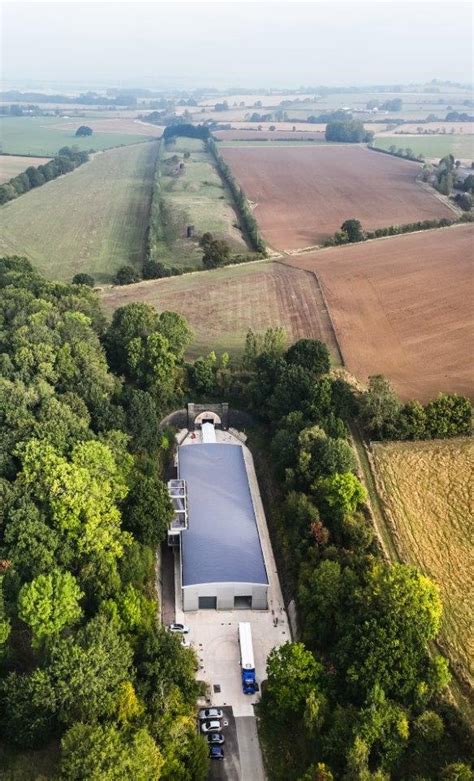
[182,583,268,612]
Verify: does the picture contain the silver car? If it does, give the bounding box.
[200,720,222,733]
[199,708,224,720]
[168,622,189,634]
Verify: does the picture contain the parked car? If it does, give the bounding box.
[199,708,224,720]
[206,733,225,745]
[200,720,221,733]
[168,622,189,634]
[209,746,224,761]
[181,636,191,647]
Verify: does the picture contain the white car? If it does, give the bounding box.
[168,622,189,634]
[199,708,224,720]
[181,636,191,648]
[200,720,222,733]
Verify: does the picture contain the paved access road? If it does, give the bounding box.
[235,716,265,781]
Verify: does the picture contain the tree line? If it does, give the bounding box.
[235,332,472,779]
[0,257,210,779]
[322,213,473,247]
[368,144,425,162]
[207,137,266,253]
[0,147,89,205]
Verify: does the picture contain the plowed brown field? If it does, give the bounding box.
[221,145,455,251]
[100,261,340,360]
[284,225,474,401]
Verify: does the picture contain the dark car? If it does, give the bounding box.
[209,746,224,760]
[206,733,225,745]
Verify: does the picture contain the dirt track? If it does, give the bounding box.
[284,225,474,401]
[221,145,454,251]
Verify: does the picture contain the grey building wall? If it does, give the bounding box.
[182,582,268,612]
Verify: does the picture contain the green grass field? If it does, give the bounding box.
[0,142,158,283]
[149,137,248,269]
[374,134,474,161]
[0,116,153,155]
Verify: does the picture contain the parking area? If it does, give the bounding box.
[206,707,240,781]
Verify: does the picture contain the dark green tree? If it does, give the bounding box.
[72,272,95,287]
[358,375,402,439]
[0,669,57,748]
[114,265,141,285]
[202,239,230,269]
[48,616,133,724]
[285,339,330,376]
[425,394,472,438]
[75,125,93,137]
[61,723,163,780]
[340,219,364,242]
[123,474,173,547]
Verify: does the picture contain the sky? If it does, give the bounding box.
[2,1,473,91]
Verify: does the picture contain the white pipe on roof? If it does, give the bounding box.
[202,422,216,443]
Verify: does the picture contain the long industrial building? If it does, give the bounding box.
[170,437,269,611]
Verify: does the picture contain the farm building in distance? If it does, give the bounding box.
[168,422,269,611]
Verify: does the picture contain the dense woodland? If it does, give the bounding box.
[0,258,208,779]
[0,257,472,779]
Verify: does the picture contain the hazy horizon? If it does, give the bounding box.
[2,1,473,92]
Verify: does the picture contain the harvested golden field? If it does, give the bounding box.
[100,260,340,361]
[285,225,474,402]
[221,145,454,251]
[371,438,474,715]
[0,154,51,183]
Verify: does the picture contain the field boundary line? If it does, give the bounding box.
[274,259,343,366]
[281,220,473,259]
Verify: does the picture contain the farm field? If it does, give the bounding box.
[0,142,158,283]
[284,225,474,402]
[213,129,327,142]
[217,139,331,148]
[149,137,248,269]
[374,134,474,163]
[371,438,474,720]
[214,120,387,134]
[380,121,474,135]
[100,260,340,360]
[221,145,455,251]
[0,116,155,155]
[48,117,164,137]
[0,154,50,183]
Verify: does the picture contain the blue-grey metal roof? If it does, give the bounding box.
[178,443,268,587]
